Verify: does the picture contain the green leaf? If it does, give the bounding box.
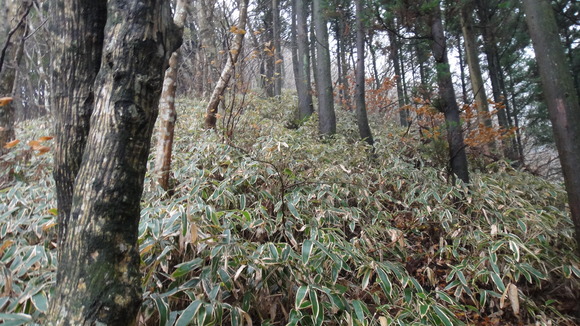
[376,267,393,297]
[153,294,169,326]
[310,289,323,326]
[302,240,313,265]
[31,292,48,313]
[175,300,203,326]
[351,300,367,321]
[432,305,453,326]
[172,258,203,278]
[490,272,505,292]
[295,286,309,309]
[287,201,300,218]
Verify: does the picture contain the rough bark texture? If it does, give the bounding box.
[292,0,313,122]
[196,0,219,97]
[460,3,491,128]
[48,1,181,324]
[0,0,32,154]
[204,0,249,129]
[154,0,189,192]
[429,3,469,184]
[354,0,373,146]
[313,0,336,136]
[523,0,580,254]
[50,0,107,243]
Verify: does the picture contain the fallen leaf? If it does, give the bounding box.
[28,140,42,149]
[36,146,51,155]
[0,97,13,106]
[3,139,20,148]
[38,136,54,142]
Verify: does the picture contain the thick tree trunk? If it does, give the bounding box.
[291,0,314,122]
[0,0,32,154]
[523,0,580,254]
[50,0,107,243]
[429,2,469,184]
[460,3,492,128]
[204,0,249,129]
[354,0,373,146]
[313,0,336,136]
[154,0,188,192]
[48,1,181,324]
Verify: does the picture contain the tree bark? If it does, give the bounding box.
[460,3,492,128]
[154,0,189,192]
[204,0,249,129]
[196,0,219,97]
[354,0,373,146]
[387,18,409,127]
[0,0,32,154]
[273,0,282,96]
[429,2,469,184]
[313,0,336,136]
[48,1,181,324]
[523,0,580,254]
[291,0,314,122]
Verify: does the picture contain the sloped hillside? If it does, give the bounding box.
[1,96,579,325]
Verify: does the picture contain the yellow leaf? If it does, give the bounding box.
[140,243,155,255]
[42,222,57,231]
[0,239,13,256]
[0,97,13,106]
[47,208,58,216]
[233,28,246,35]
[38,136,54,142]
[3,139,20,149]
[230,49,238,55]
[275,59,283,64]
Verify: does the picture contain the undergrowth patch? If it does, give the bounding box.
[0,96,578,325]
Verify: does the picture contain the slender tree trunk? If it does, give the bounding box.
[197,0,219,97]
[292,0,314,122]
[273,0,282,96]
[204,0,249,129]
[354,0,373,146]
[457,36,469,104]
[366,36,380,89]
[523,0,580,254]
[387,18,409,127]
[475,0,518,161]
[310,21,318,95]
[313,0,336,136]
[429,2,469,184]
[460,3,492,128]
[0,0,32,154]
[154,0,188,192]
[48,1,181,324]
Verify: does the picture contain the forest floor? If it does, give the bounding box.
[0,94,579,325]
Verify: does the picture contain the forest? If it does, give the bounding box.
[0,0,579,325]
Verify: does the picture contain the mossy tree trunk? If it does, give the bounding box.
[48,1,181,324]
[523,0,580,254]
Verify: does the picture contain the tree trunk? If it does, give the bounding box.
[154,0,188,192]
[204,0,249,129]
[460,3,492,128]
[429,2,470,184]
[48,1,181,324]
[354,0,373,146]
[0,0,32,154]
[313,0,336,136]
[273,0,282,96]
[387,18,409,127]
[197,0,219,97]
[475,0,518,161]
[523,0,580,254]
[291,0,314,122]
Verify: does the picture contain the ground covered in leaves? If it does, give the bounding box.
[1,95,579,325]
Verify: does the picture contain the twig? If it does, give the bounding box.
[0,2,33,74]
